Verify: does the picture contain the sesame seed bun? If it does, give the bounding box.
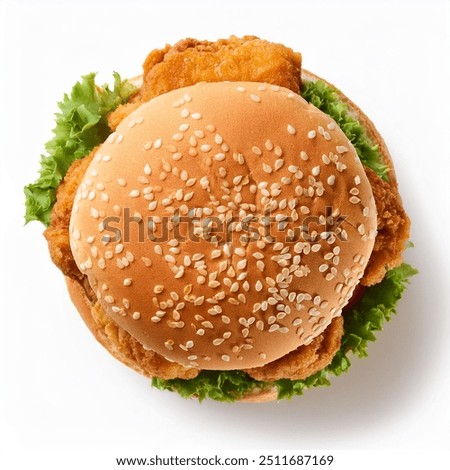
[69,81,377,372]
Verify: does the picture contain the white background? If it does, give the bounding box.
[1,0,449,467]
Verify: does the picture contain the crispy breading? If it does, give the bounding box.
[44,153,95,284]
[88,291,199,380]
[108,36,302,130]
[244,316,343,381]
[45,36,408,382]
[361,169,410,286]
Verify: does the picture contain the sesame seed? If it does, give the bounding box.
[263,163,272,174]
[274,159,284,171]
[265,139,273,150]
[300,151,309,161]
[230,282,239,293]
[236,86,246,92]
[287,124,296,135]
[235,247,245,257]
[154,285,164,294]
[132,312,141,320]
[255,280,263,292]
[336,162,347,172]
[237,259,247,270]
[154,138,162,149]
[250,94,261,103]
[222,354,230,362]
[252,146,262,156]
[191,112,202,120]
[327,175,336,185]
[350,196,361,204]
[129,189,140,198]
[165,254,176,264]
[200,144,211,152]
[148,201,158,211]
[307,130,316,139]
[274,146,283,157]
[300,205,310,214]
[89,207,99,219]
[336,145,348,153]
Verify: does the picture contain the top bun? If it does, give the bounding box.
[69,81,377,371]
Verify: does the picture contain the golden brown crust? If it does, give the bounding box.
[108,36,301,130]
[244,316,343,381]
[362,169,410,285]
[44,153,95,282]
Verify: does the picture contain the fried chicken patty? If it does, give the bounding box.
[44,36,409,382]
[108,36,302,130]
[244,316,344,381]
[361,168,410,286]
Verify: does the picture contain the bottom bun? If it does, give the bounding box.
[66,277,278,402]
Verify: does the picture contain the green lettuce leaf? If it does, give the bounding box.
[301,80,389,180]
[153,371,266,403]
[24,73,137,226]
[152,263,417,401]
